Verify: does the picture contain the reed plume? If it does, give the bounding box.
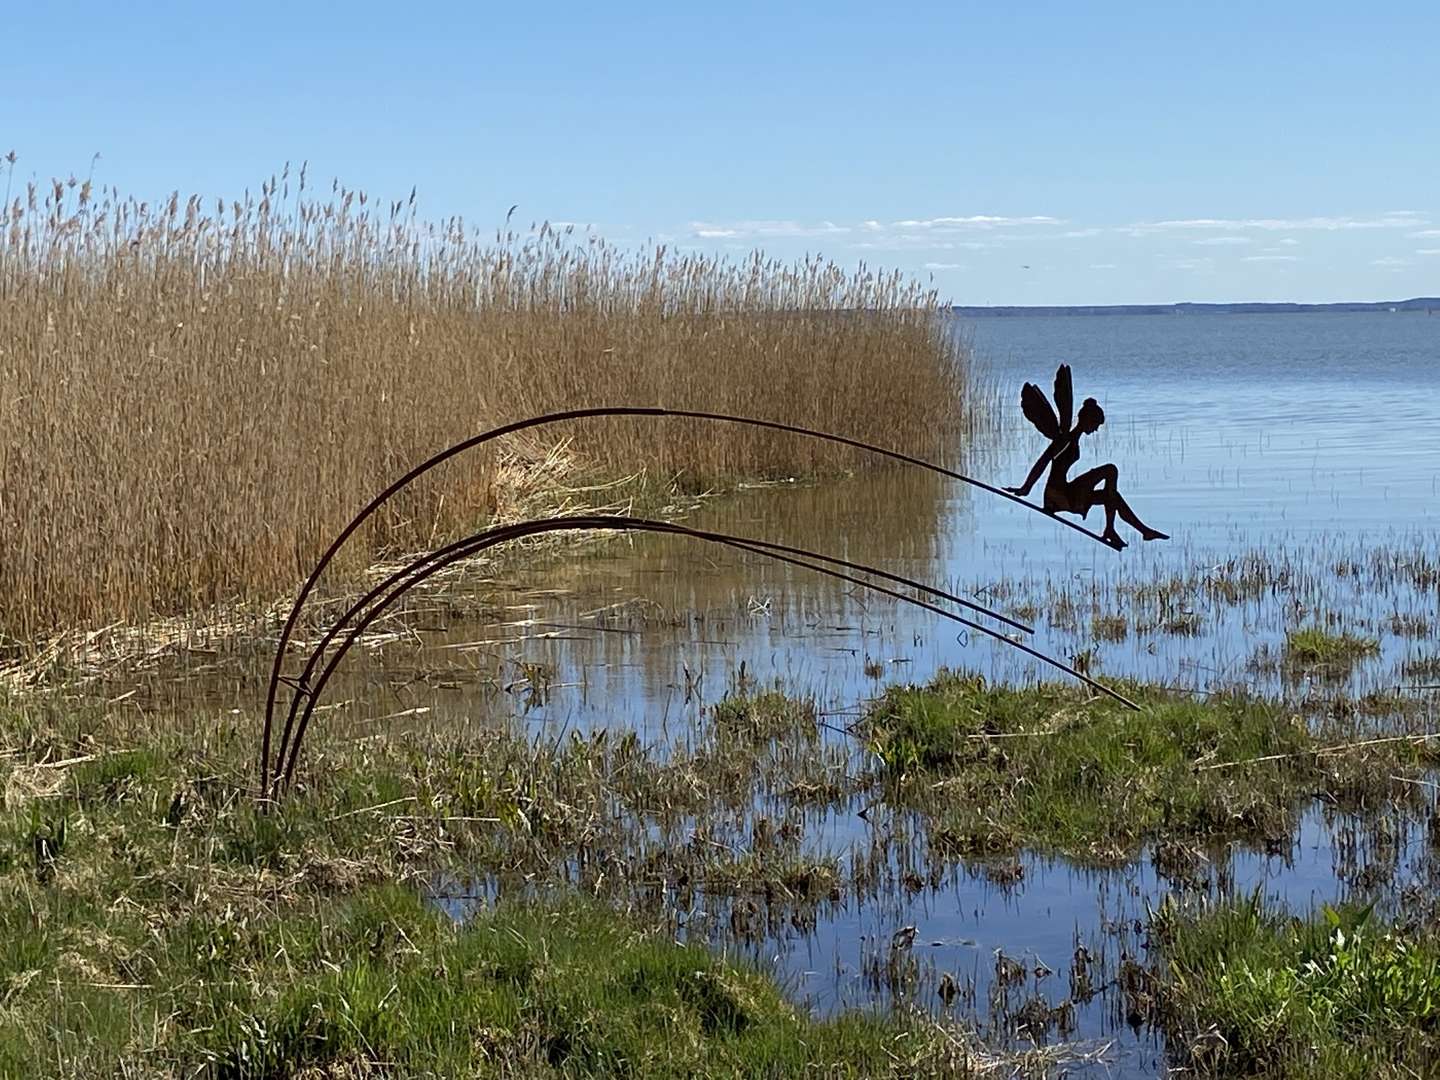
[0,163,975,640]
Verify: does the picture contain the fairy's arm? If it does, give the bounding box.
[1006,440,1060,497]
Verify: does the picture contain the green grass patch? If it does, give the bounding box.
[0,694,1003,1077]
[179,888,961,1078]
[1,874,985,1078]
[708,690,817,744]
[1284,626,1379,673]
[862,673,1318,859]
[1151,893,1440,1077]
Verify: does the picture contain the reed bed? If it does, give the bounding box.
[0,162,975,642]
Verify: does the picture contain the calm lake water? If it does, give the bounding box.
[969,310,1440,547]
[403,310,1440,726]
[175,312,1440,1076]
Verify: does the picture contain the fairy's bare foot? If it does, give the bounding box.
[1141,528,1169,541]
[1102,530,1127,549]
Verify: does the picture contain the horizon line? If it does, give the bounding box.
[952,296,1439,312]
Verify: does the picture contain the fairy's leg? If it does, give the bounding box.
[1111,491,1169,540]
[1073,464,1168,541]
[1070,465,1123,542]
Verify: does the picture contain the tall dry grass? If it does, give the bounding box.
[0,162,976,642]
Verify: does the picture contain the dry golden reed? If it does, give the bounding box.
[0,162,974,642]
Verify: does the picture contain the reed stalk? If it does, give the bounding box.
[0,165,975,641]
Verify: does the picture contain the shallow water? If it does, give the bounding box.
[387,313,1440,1074]
[336,311,1440,731]
[153,311,1440,1074]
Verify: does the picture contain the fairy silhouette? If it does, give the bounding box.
[1004,364,1168,549]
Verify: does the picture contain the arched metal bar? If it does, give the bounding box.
[275,514,1139,795]
[267,517,1036,790]
[262,406,1124,795]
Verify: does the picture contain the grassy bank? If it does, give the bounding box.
[2,879,989,1079]
[860,673,1437,860]
[0,164,975,643]
[7,671,1432,1074]
[1149,894,1440,1078]
[0,691,1059,1078]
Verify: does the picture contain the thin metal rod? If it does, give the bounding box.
[275,515,1139,795]
[267,519,1035,788]
[261,406,1123,796]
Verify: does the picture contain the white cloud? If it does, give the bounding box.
[1410,229,1440,238]
[922,262,967,270]
[1418,249,1440,256]
[1060,228,1102,239]
[1089,263,1117,270]
[1192,236,1253,246]
[1128,211,1427,235]
[889,215,1061,230]
[689,220,850,240]
[850,237,995,252]
[1278,238,1300,246]
[1241,255,1299,262]
[689,213,1061,245]
[1371,256,1409,268]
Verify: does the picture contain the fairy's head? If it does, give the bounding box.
[1077,398,1105,434]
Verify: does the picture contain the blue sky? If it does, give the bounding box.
[6,1,1437,305]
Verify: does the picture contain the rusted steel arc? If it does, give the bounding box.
[277,515,1138,791]
[266,519,1036,788]
[276,516,1139,794]
[267,515,1035,786]
[261,406,1122,795]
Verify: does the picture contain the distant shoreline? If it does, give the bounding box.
[953,297,1440,317]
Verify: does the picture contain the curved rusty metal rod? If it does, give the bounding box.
[262,406,1125,796]
[269,519,1035,790]
[277,515,1138,792]
[267,521,1036,791]
[276,515,1139,795]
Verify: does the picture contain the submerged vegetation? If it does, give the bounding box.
[0,165,974,642]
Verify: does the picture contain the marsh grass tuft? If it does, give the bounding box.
[1401,654,1440,682]
[1151,892,1440,1077]
[1284,626,1380,676]
[1090,613,1129,643]
[858,673,1428,860]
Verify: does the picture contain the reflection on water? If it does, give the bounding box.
[136,312,1440,1077]
[337,313,1440,737]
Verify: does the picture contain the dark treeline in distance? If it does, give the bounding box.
[955,297,1440,317]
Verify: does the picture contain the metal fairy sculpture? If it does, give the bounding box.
[1005,364,1168,549]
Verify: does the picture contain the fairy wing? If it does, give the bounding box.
[1053,364,1073,434]
[1019,382,1061,440]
